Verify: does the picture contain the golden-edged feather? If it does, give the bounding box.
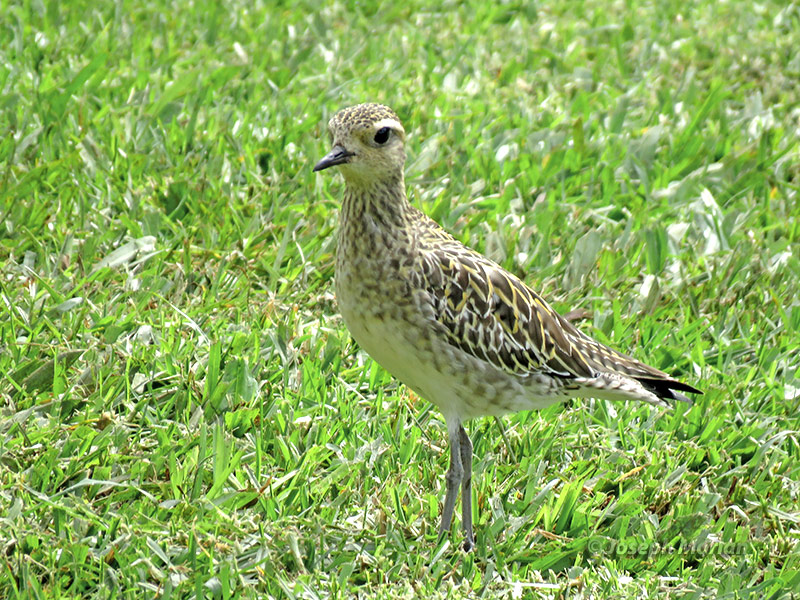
[410,213,700,403]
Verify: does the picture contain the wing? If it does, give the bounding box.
[413,240,700,399]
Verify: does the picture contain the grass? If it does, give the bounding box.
[1,0,799,597]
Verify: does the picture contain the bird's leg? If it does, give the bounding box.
[439,420,463,541]
[458,424,474,552]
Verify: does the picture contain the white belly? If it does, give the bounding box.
[337,283,561,421]
[339,299,438,398]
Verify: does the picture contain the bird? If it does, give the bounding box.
[313,103,701,552]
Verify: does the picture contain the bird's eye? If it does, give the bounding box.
[373,127,391,145]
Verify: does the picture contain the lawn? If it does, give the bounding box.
[1,0,799,598]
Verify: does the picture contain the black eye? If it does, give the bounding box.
[373,127,391,145]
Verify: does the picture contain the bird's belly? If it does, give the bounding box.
[338,299,434,396]
[337,285,563,420]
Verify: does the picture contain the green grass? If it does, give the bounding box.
[1,0,799,597]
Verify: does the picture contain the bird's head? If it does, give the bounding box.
[313,103,406,187]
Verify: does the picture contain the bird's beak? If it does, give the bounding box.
[313,145,354,172]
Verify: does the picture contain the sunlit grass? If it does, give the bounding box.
[1,0,798,597]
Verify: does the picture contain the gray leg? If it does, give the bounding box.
[459,424,474,552]
[439,420,463,539]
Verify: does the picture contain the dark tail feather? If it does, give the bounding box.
[636,377,702,405]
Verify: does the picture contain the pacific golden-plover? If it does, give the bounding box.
[314,103,701,551]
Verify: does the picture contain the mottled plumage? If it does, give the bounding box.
[314,103,701,551]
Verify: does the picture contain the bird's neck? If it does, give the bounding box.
[340,175,412,230]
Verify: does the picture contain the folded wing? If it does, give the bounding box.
[414,243,700,401]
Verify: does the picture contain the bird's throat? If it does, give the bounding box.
[340,180,412,231]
